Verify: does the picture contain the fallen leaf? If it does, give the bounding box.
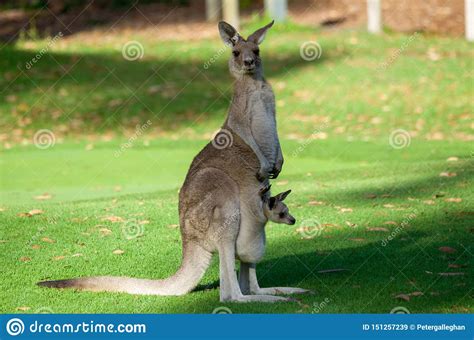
[395,294,410,301]
[395,291,424,301]
[167,224,179,228]
[19,256,31,262]
[410,291,423,297]
[367,227,389,232]
[18,209,44,217]
[423,200,435,205]
[444,198,462,203]
[383,204,395,208]
[439,172,457,177]
[102,216,124,223]
[16,306,30,311]
[31,244,41,250]
[448,264,466,268]
[52,256,65,261]
[345,221,357,227]
[99,228,112,236]
[446,156,458,162]
[383,221,398,225]
[339,208,353,213]
[276,180,288,186]
[71,253,83,257]
[34,193,52,200]
[113,249,125,255]
[439,246,457,254]
[317,268,349,274]
[41,237,56,243]
[139,220,150,225]
[308,201,325,206]
[438,272,464,276]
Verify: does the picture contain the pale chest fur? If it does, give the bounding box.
[247,85,278,165]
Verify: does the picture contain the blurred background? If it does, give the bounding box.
[0,1,472,314]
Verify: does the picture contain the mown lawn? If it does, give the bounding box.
[0,19,472,313]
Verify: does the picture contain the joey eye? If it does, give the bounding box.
[253,49,259,56]
[279,212,285,218]
[232,50,240,57]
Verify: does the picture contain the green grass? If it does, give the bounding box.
[0,19,472,313]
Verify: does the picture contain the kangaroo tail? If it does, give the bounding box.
[37,242,212,295]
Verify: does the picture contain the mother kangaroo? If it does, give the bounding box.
[38,21,307,302]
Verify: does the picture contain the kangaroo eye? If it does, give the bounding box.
[253,49,259,56]
[232,50,240,57]
[279,212,285,218]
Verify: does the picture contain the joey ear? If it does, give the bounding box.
[218,21,240,46]
[247,20,274,45]
[276,189,291,201]
[268,197,276,210]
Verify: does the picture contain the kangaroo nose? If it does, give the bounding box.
[244,58,254,67]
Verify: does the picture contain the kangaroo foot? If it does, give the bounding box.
[221,294,293,303]
[252,287,313,295]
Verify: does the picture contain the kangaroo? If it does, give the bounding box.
[37,22,307,302]
[218,20,283,181]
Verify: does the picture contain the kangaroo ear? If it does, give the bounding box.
[276,189,291,201]
[259,184,272,197]
[268,197,276,210]
[247,20,274,45]
[218,21,240,46]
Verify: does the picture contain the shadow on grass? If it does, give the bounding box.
[1,42,342,132]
